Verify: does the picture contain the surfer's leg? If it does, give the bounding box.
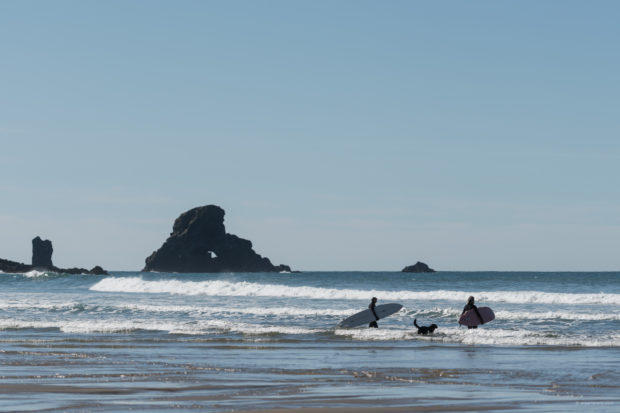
[369,321,378,328]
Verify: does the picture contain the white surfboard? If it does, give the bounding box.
[338,303,403,328]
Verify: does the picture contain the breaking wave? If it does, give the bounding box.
[411,307,620,321]
[334,326,620,347]
[1,319,617,346]
[0,319,321,336]
[90,277,620,305]
[23,270,49,278]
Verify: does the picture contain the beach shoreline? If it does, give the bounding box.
[1,271,618,412]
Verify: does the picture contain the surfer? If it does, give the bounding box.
[462,296,484,329]
[368,297,379,328]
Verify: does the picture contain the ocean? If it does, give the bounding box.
[0,270,618,412]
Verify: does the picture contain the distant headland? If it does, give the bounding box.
[0,236,108,275]
[143,205,292,273]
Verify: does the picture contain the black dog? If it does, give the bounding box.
[413,319,438,335]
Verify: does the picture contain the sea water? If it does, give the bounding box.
[0,271,618,412]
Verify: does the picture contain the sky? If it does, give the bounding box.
[1,1,619,271]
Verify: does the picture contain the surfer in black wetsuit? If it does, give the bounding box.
[462,296,484,329]
[369,297,379,328]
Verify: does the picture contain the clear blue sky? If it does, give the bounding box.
[1,1,618,271]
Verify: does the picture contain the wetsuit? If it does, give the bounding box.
[462,303,484,329]
[369,301,379,328]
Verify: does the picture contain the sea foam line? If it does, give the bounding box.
[0,299,355,317]
[90,277,620,305]
[23,270,49,278]
[335,327,620,347]
[0,319,320,336]
[2,298,616,322]
[1,319,618,347]
[121,303,354,317]
[412,307,620,321]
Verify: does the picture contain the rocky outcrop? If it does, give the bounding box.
[143,205,291,273]
[55,266,109,275]
[88,265,108,275]
[402,261,435,273]
[0,237,108,275]
[32,236,53,267]
[0,257,33,273]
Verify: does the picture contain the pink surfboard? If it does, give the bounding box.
[458,306,495,327]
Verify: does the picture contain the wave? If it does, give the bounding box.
[0,319,320,336]
[2,319,616,347]
[0,301,87,312]
[90,277,620,305]
[0,270,53,278]
[335,326,620,347]
[0,319,193,334]
[0,299,355,317]
[3,300,616,322]
[2,293,617,322]
[119,303,355,317]
[411,307,620,321]
[23,270,49,278]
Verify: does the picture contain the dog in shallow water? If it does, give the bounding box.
[413,319,438,335]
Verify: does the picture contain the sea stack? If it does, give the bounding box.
[0,237,108,275]
[32,236,54,268]
[402,261,435,273]
[143,205,291,273]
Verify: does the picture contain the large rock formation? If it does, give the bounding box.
[402,261,435,273]
[143,205,291,273]
[32,236,53,267]
[0,237,108,275]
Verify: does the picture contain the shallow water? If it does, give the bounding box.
[1,271,619,411]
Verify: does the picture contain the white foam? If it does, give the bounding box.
[203,319,320,336]
[433,326,620,347]
[495,310,620,321]
[119,303,355,317]
[1,318,618,346]
[90,277,620,305]
[0,319,187,334]
[1,295,616,323]
[335,328,415,341]
[412,307,620,321]
[23,270,48,278]
[0,319,321,336]
[334,326,620,346]
[0,300,85,311]
[334,325,620,347]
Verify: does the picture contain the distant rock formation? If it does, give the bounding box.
[88,265,108,275]
[402,261,435,273]
[143,205,291,273]
[32,236,53,267]
[0,237,108,275]
[53,265,109,275]
[0,257,32,273]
